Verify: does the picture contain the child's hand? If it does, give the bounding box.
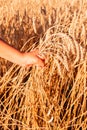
[0,39,45,67]
[21,50,45,67]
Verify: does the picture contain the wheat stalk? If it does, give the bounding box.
[0,0,87,129]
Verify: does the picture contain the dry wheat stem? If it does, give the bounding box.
[0,0,87,129]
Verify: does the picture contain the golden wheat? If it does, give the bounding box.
[0,0,87,130]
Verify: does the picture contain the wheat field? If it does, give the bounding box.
[0,0,87,130]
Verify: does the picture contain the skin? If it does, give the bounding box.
[0,39,45,67]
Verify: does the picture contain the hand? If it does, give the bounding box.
[21,50,45,67]
[0,39,45,67]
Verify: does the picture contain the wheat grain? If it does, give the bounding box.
[0,0,87,130]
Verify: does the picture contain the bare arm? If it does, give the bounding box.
[0,39,45,67]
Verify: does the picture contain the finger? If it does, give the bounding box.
[30,50,46,61]
[37,54,46,60]
[36,58,45,67]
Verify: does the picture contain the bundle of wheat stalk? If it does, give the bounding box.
[0,0,87,130]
